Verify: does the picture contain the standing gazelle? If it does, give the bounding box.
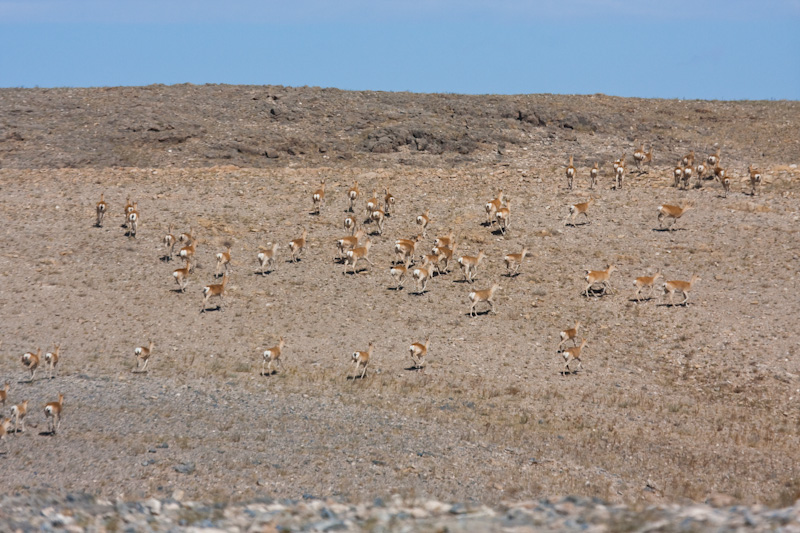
[215,246,232,278]
[134,341,154,372]
[409,338,430,370]
[95,193,108,227]
[173,259,191,292]
[495,199,511,234]
[348,343,373,380]
[589,163,599,190]
[566,155,576,190]
[44,393,64,435]
[748,165,762,196]
[44,343,60,379]
[21,348,41,382]
[163,225,176,260]
[262,337,286,375]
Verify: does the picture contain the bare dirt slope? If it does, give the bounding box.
[0,86,799,509]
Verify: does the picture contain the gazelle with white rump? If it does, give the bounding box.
[434,231,455,250]
[566,155,576,190]
[409,338,430,370]
[614,158,626,189]
[257,242,279,275]
[343,214,358,235]
[485,191,504,226]
[336,229,365,261]
[0,418,10,450]
[390,263,408,290]
[311,178,326,214]
[633,144,653,172]
[582,265,616,297]
[179,227,194,245]
[457,250,486,283]
[289,229,308,262]
[589,163,599,190]
[495,198,511,234]
[127,202,139,238]
[133,341,154,372]
[416,209,431,235]
[714,166,731,197]
[673,166,684,188]
[681,150,695,167]
[348,342,373,380]
[44,393,64,435]
[657,201,693,230]
[558,321,581,350]
[394,234,423,266]
[365,190,379,219]
[179,234,198,268]
[432,242,457,273]
[707,147,721,168]
[262,337,285,375]
[0,383,7,407]
[344,239,374,274]
[215,246,232,278]
[680,165,694,190]
[633,270,663,302]
[10,400,28,434]
[748,165,762,196]
[664,274,701,307]
[413,261,436,294]
[163,225,176,260]
[122,197,134,228]
[369,208,386,235]
[21,348,41,382]
[383,188,396,215]
[201,273,228,312]
[504,247,529,276]
[95,193,108,227]
[44,343,60,379]
[562,338,588,374]
[469,283,501,317]
[347,180,360,213]
[564,197,595,226]
[173,259,192,292]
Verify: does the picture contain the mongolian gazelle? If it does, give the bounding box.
[172,259,192,292]
[432,242,457,273]
[383,188,396,215]
[457,250,486,283]
[201,273,228,313]
[413,261,436,294]
[558,321,581,350]
[409,338,430,370]
[614,158,626,189]
[365,190,379,219]
[44,343,60,379]
[289,229,308,262]
[343,214,358,235]
[664,274,701,307]
[215,246,232,278]
[179,236,198,268]
[504,247,529,276]
[582,265,616,297]
[347,180,360,212]
[336,229,365,261]
[163,225,176,260]
[0,383,7,407]
[257,242,279,275]
[44,393,64,435]
[562,338,588,374]
[21,348,41,382]
[344,239,374,274]
[715,166,731,197]
[348,343,373,381]
[566,155,576,190]
[95,193,107,227]
[633,144,653,172]
[11,400,28,434]
[469,283,501,317]
[394,234,423,266]
[748,165,762,196]
[133,341,154,372]
[389,263,408,290]
[127,202,139,238]
[369,208,386,235]
[657,202,693,230]
[262,337,285,376]
[416,209,431,235]
[564,197,595,226]
[589,163,599,190]
[707,147,721,169]
[495,198,511,234]
[0,418,10,451]
[311,178,326,214]
[485,191,504,226]
[633,270,663,302]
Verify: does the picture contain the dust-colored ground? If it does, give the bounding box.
[1,86,800,509]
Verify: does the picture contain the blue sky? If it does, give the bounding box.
[1,1,798,100]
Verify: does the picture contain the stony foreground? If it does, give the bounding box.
[4,493,800,532]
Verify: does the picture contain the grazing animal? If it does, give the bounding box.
[564,197,595,226]
[21,348,41,382]
[558,321,581,350]
[504,247,529,276]
[633,271,663,301]
[664,274,701,307]
[566,155,576,190]
[44,343,60,379]
[289,229,308,262]
[257,242,279,275]
[657,202,693,230]
[409,338,430,369]
[173,259,192,292]
[44,393,64,435]
[134,341,154,372]
[201,273,228,312]
[562,339,588,373]
[262,337,286,375]
[748,165,762,196]
[96,193,108,227]
[468,283,501,317]
[10,400,28,433]
[583,265,616,297]
[348,343,373,380]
